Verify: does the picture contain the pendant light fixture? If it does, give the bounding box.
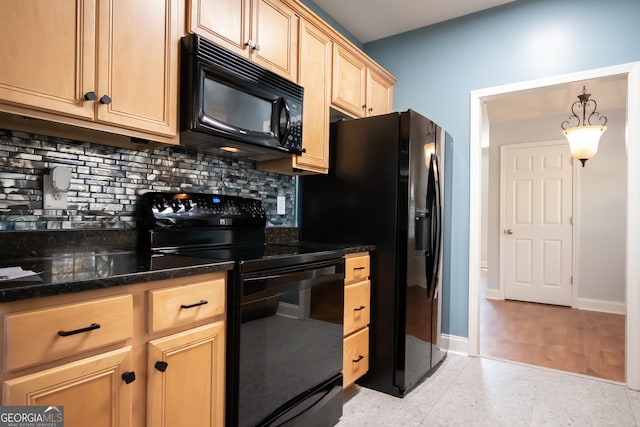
[561,86,608,167]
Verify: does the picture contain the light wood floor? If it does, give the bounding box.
[479,271,626,382]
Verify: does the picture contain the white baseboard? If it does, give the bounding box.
[441,333,469,356]
[483,288,502,300]
[575,297,626,315]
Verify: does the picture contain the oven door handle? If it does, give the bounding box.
[242,263,344,300]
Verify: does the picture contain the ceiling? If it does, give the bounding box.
[485,76,628,124]
[311,0,628,122]
[312,0,517,43]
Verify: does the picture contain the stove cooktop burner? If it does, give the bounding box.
[137,192,346,273]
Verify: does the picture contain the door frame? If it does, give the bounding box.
[468,61,640,389]
[498,140,575,305]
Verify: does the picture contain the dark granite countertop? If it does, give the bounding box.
[281,241,375,256]
[0,248,234,303]
[0,229,373,303]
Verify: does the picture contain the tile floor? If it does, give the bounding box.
[338,354,640,426]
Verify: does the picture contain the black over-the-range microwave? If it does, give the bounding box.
[180,34,304,160]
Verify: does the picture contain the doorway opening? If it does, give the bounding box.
[467,62,640,389]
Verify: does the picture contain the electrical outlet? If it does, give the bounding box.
[43,174,68,209]
[277,196,286,215]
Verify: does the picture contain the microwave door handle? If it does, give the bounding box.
[281,98,291,142]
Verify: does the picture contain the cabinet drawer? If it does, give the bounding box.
[343,327,369,387]
[344,254,370,284]
[4,294,133,371]
[344,280,370,336]
[149,276,226,333]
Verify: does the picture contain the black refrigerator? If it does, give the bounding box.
[299,110,450,397]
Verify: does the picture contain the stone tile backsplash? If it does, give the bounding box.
[0,129,296,230]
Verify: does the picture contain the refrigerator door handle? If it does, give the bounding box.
[415,209,431,254]
[425,154,442,299]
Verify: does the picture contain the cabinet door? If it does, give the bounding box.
[251,0,299,82]
[366,68,394,116]
[3,347,133,427]
[96,0,178,136]
[187,0,250,58]
[147,322,225,427]
[331,44,367,118]
[295,20,332,174]
[0,0,96,119]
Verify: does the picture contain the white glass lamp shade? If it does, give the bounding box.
[562,125,607,165]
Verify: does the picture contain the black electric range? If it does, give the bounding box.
[137,192,346,427]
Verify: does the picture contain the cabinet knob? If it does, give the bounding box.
[99,95,112,105]
[368,107,373,113]
[504,228,513,235]
[121,371,136,384]
[154,361,169,372]
[84,91,97,101]
[245,40,260,50]
[361,104,367,110]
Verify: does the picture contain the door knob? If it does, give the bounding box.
[504,228,513,235]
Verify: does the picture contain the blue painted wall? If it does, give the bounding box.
[308,0,640,337]
[361,0,640,337]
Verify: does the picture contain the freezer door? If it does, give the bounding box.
[400,112,437,393]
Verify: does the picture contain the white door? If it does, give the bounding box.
[501,141,573,306]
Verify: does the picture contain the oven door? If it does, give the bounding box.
[229,259,345,427]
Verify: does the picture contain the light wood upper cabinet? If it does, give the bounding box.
[96,0,179,136]
[258,18,331,175]
[0,0,179,141]
[366,68,395,117]
[0,1,96,120]
[188,0,250,53]
[331,43,394,118]
[188,0,298,82]
[331,44,367,118]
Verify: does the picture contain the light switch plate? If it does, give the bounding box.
[277,196,286,215]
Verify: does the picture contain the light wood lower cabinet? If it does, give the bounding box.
[3,346,134,427]
[343,327,369,387]
[0,272,227,427]
[147,322,225,427]
[343,253,371,387]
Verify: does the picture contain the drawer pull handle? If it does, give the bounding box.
[58,323,101,337]
[354,305,366,311]
[180,300,208,309]
[121,371,136,384]
[354,267,366,271]
[155,361,169,372]
[352,355,364,363]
